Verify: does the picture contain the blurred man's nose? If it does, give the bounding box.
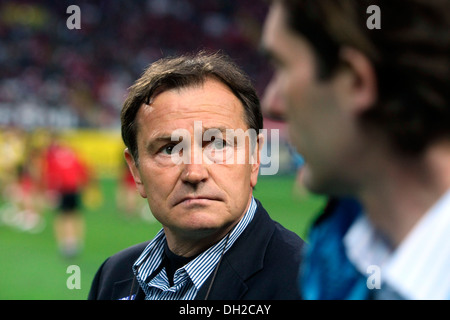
[261,78,286,121]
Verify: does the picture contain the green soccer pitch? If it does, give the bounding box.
[0,175,325,300]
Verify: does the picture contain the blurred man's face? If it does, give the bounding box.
[261,3,366,194]
[125,78,260,242]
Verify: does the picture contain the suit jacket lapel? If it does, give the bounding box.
[111,277,146,300]
[195,201,275,300]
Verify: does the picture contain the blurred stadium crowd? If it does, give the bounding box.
[0,1,300,242]
[0,0,270,129]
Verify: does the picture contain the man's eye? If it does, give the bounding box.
[211,139,227,150]
[160,145,175,155]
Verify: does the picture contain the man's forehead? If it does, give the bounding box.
[144,125,229,136]
[261,3,286,48]
[135,84,247,131]
[261,3,311,58]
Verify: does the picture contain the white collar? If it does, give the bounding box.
[344,189,450,299]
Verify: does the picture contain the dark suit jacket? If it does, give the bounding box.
[88,199,305,300]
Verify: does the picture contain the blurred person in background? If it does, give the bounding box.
[0,127,46,232]
[10,138,47,233]
[42,134,90,258]
[0,128,28,228]
[89,51,305,300]
[0,128,26,200]
[261,0,450,299]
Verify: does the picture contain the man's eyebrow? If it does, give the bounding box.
[145,134,179,152]
[259,45,283,67]
[259,44,272,60]
[147,128,227,145]
[151,135,174,142]
[202,126,228,134]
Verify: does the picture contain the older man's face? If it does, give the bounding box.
[125,78,260,242]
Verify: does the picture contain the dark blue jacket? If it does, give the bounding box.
[88,199,305,300]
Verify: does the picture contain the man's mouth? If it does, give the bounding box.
[175,196,221,207]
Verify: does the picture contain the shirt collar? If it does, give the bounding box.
[133,196,257,294]
[344,189,450,299]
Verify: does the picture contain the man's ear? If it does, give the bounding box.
[338,46,378,114]
[250,133,264,188]
[124,148,147,198]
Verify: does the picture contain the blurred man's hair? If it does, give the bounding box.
[121,51,263,165]
[277,0,449,156]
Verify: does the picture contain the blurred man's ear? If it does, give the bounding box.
[124,148,147,198]
[338,46,378,115]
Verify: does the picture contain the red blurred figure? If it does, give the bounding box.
[43,137,89,258]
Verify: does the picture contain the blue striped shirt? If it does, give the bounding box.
[131,197,257,300]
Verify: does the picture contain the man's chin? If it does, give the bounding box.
[302,166,355,197]
[172,208,226,230]
[171,221,231,243]
[301,166,332,195]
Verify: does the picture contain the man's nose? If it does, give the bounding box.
[179,141,209,184]
[181,162,209,185]
[261,77,286,121]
